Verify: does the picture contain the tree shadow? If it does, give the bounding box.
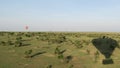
[60,49,66,54]
[21,40,29,41]
[92,36,119,64]
[31,51,46,58]
[22,44,31,47]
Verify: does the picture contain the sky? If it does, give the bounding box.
[0,0,120,32]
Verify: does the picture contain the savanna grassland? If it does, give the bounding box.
[0,32,120,68]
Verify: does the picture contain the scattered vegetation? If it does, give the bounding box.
[0,32,120,68]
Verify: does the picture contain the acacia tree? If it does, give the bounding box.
[24,49,32,58]
[54,46,64,60]
[15,37,23,47]
[54,46,69,63]
[54,46,60,54]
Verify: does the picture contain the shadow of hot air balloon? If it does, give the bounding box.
[92,36,119,64]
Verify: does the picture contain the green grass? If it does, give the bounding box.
[0,32,120,68]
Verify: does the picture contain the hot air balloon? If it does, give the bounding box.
[25,26,29,30]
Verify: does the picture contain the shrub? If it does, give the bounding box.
[16,37,22,41]
[69,64,74,68]
[58,53,64,59]
[25,34,31,37]
[46,65,52,68]
[0,41,6,46]
[7,40,14,45]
